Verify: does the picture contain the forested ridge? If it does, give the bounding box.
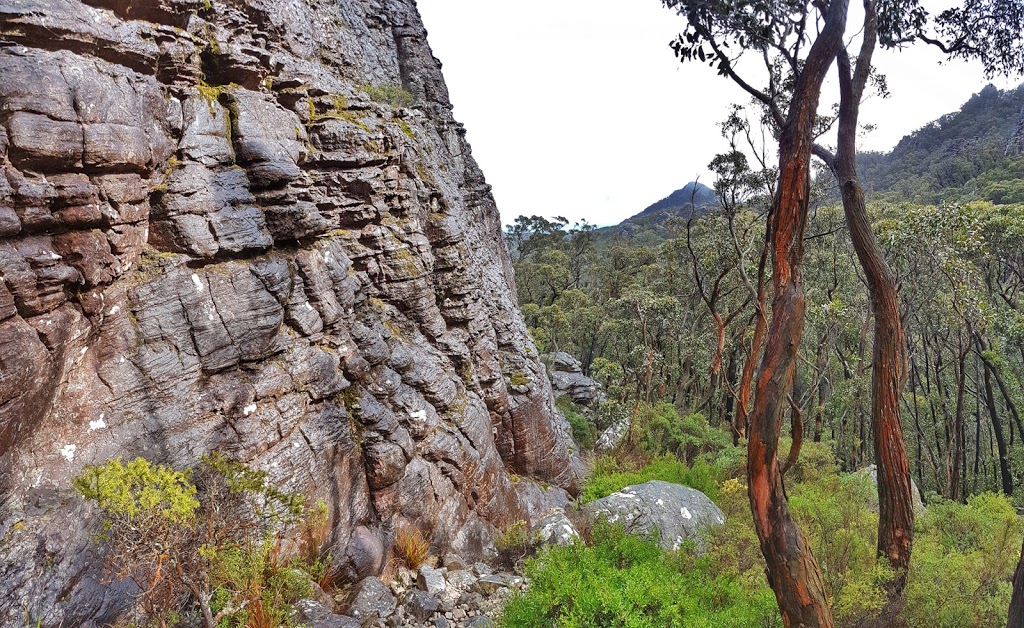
[503,83,1024,626]
[859,83,1024,204]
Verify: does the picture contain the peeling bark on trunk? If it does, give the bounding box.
[736,237,771,443]
[745,1,847,624]
[817,0,914,604]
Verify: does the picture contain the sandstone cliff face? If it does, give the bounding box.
[0,0,580,623]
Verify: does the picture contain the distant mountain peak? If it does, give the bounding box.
[594,182,719,242]
[632,182,718,220]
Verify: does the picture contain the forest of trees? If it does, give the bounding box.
[497,0,1024,622]
[511,171,1024,503]
[506,88,1024,625]
[858,84,1024,205]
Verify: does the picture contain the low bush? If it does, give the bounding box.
[558,397,596,450]
[74,454,328,627]
[500,522,781,627]
[496,520,541,571]
[632,403,732,463]
[903,492,1022,627]
[394,525,430,570]
[582,454,721,504]
[527,436,1024,628]
[360,84,415,108]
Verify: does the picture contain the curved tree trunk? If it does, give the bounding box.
[819,0,914,607]
[745,1,848,624]
[736,239,770,443]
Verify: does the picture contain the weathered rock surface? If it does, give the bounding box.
[418,565,448,597]
[531,507,580,547]
[347,576,397,623]
[543,351,604,408]
[595,416,631,451]
[293,599,361,628]
[405,589,441,622]
[0,0,581,624]
[855,465,927,514]
[584,480,725,550]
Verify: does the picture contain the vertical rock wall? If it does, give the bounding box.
[0,0,580,623]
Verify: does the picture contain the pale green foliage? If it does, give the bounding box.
[501,522,781,627]
[495,520,540,570]
[74,455,327,626]
[633,404,732,464]
[558,397,596,450]
[74,457,199,526]
[903,493,1022,627]
[360,84,415,108]
[582,454,719,504]
[566,431,1024,627]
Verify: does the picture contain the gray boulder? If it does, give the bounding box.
[595,416,630,451]
[346,577,397,623]
[584,480,724,550]
[338,526,385,582]
[855,465,927,513]
[417,565,447,596]
[549,352,584,373]
[544,352,605,408]
[292,599,360,628]
[404,590,439,622]
[531,508,580,547]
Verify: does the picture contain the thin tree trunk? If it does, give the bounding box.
[980,339,1013,495]
[817,3,914,603]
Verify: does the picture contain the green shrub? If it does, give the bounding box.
[582,454,721,504]
[524,434,1024,628]
[496,520,540,570]
[558,397,596,450]
[634,403,732,463]
[500,522,781,627]
[361,84,415,108]
[902,492,1022,628]
[778,437,839,484]
[789,472,890,625]
[74,455,328,627]
[73,457,200,527]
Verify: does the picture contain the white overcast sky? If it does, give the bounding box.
[416,0,1021,227]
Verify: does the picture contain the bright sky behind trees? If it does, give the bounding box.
[417,0,1019,226]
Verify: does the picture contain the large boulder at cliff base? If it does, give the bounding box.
[584,480,725,550]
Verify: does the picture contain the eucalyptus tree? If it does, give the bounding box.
[662,0,850,623]
[809,0,1024,612]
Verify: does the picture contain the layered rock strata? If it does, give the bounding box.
[0,0,580,623]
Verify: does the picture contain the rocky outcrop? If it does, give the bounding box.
[0,0,580,624]
[595,416,630,451]
[543,351,603,408]
[530,507,580,547]
[584,481,724,551]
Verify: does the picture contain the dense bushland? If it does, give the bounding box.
[510,196,1024,504]
[501,406,1023,627]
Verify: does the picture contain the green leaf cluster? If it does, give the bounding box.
[73,457,199,526]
